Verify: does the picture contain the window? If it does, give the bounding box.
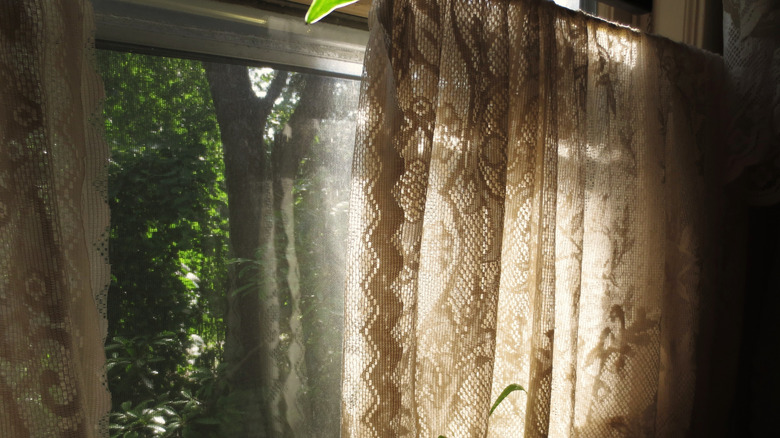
[94,1,365,436]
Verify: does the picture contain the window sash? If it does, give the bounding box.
[92,0,368,78]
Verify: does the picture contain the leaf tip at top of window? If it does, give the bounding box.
[305,0,361,24]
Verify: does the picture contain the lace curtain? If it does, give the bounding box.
[0,0,110,436]
[0,0,774,437]
[722,0,780,204]
[341,0,742,436]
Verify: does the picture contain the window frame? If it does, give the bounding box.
[92,0,652,80]
[92,0,369,79]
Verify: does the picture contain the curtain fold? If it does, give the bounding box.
[341,0,740,436]
[0,0,110,436]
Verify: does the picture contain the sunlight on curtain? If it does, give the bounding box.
[341,0,738,436]
[0,0,110,436]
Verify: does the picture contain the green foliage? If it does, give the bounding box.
[304,0,359,24]
[98,51,231,435]
[109,399,183,438]
[105,333,177,400]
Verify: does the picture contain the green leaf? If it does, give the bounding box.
[489,383,526,416]
[304,0,360,24]
[145,424,167,434]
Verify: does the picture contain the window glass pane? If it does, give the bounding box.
[98,50,357,437]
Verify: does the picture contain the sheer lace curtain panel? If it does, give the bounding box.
[0,0,775,437]
[342,0,747,437]
[0,0,111,437]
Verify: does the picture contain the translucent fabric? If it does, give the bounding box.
[341,0,740,436]
[722,0,780,203]
[0,0,111,436]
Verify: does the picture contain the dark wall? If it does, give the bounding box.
[730,203,780,436]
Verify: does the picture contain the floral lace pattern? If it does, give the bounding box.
[0,1,110,436]
[341,0,734,436]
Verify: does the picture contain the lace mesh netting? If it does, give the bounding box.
[341,0,738,436]
[722,0,780,204]
[0,0,110,436]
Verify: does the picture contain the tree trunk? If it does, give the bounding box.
[205,66,334,437]
[204,63,287,438]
